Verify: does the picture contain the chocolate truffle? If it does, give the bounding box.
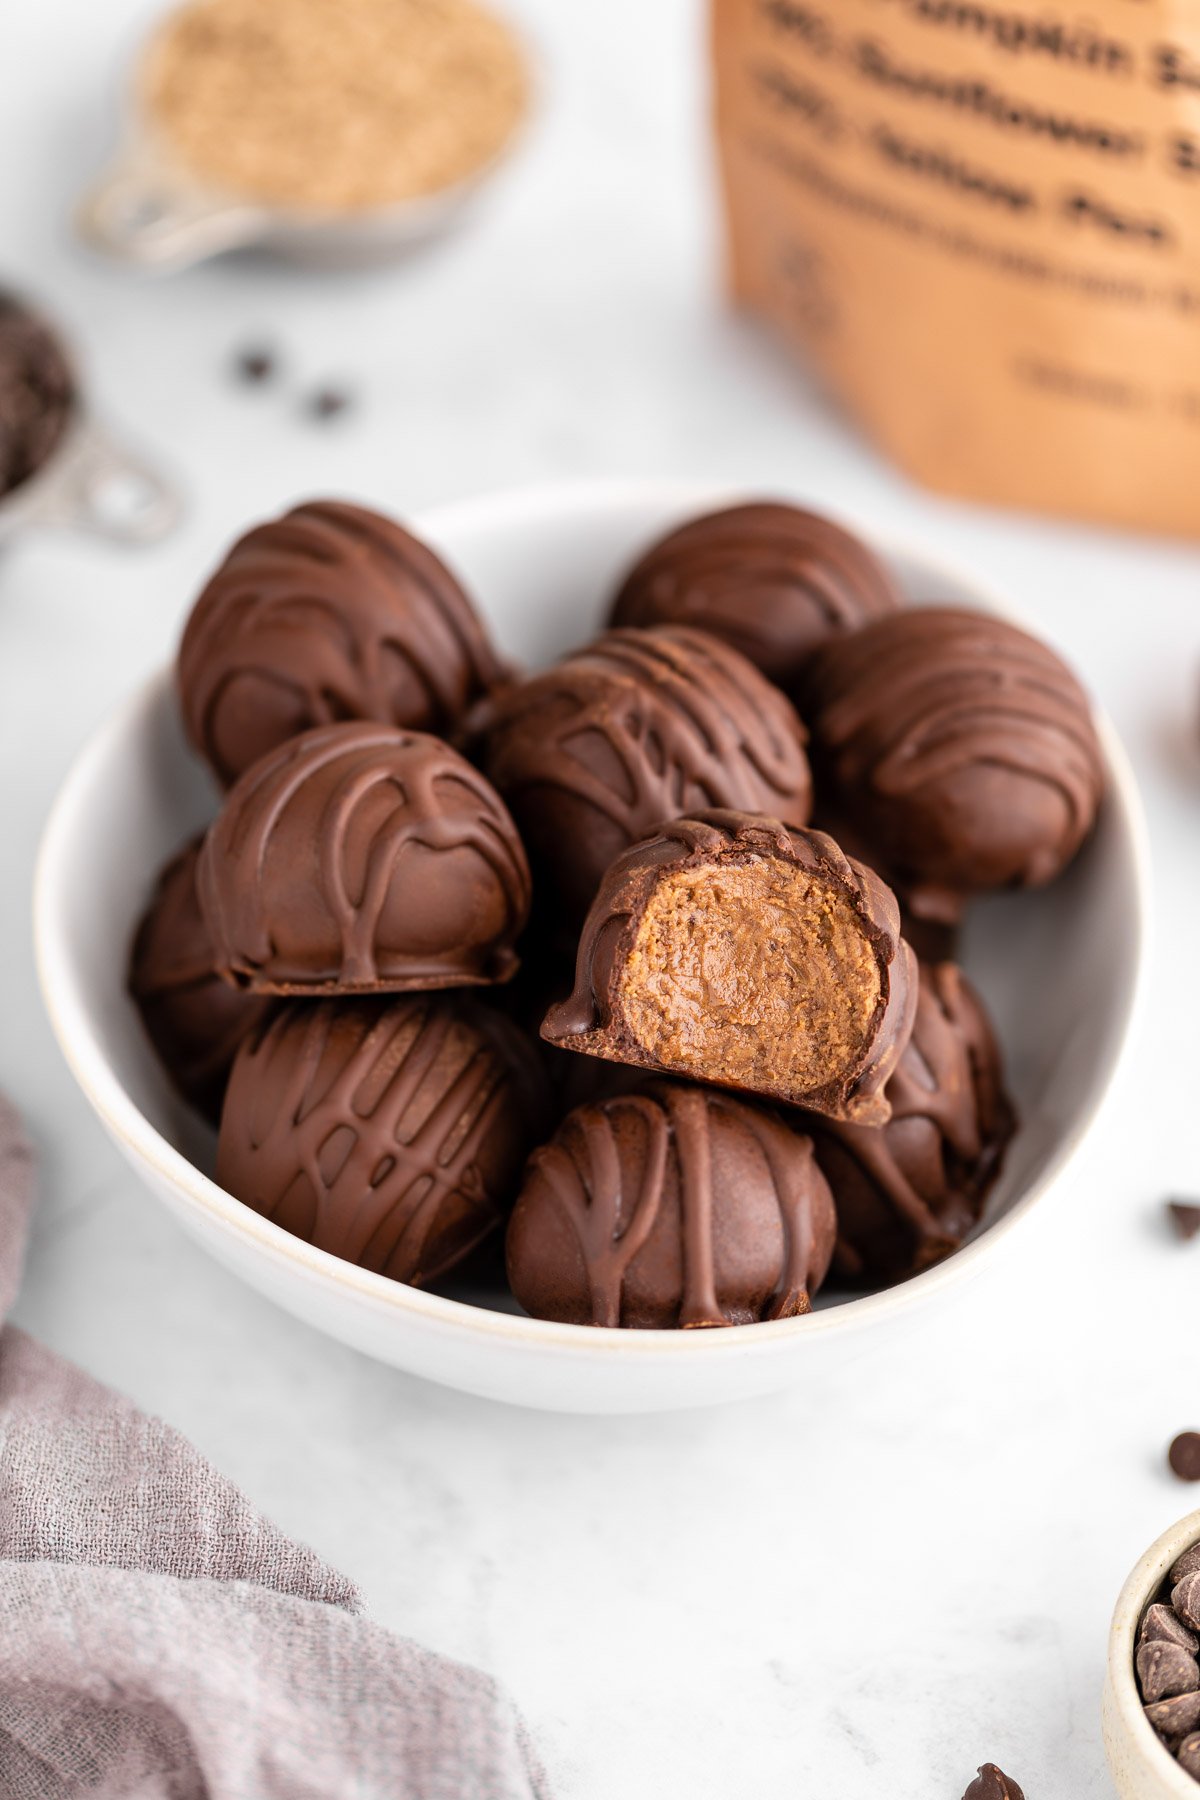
[198,721,531,994]
[177,500,505,788]
[802,606,1106,924]
[543,812,916,1125]
[806,961,1014,1287]
[609,501,900,687]
[478,625,813,921]
[506,1080,836,1328]
[218,994,548,1285]
[128,836,271,1123]
[0,294,74,497]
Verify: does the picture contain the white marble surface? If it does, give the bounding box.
[3,2,1200,1795]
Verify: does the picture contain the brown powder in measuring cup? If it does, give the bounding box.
[140,0,529,212]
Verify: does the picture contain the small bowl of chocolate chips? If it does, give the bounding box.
[1106,1509,1200,1797]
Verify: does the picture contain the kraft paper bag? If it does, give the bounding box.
[713,0,1200,537]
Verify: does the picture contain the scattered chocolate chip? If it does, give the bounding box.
[1168,1201,1200,1241]
[1141,1602,1198,1653]
[1170,1433,1200,1482]
[234,346,275,384]
[307,385,352,420]
[1137,1639,1200,1703]
[1175,1572,1200,1635]
[1182,1734,1200,1780]
[1147,1690,1200,1739]
[1173,1545,1200,1586]
[962,1766,1025,1800]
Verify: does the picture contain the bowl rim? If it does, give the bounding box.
[1106,1508,1200,1794]
[32,476,1153,1364]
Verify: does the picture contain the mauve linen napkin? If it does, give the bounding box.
[0,1097,549,1800]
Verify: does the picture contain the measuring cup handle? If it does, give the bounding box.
[77,149,264,271]
[38,419,182,545]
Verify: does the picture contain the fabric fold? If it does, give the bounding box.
[0,1096,547,1800]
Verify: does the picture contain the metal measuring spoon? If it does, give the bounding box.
[0,294,179,549]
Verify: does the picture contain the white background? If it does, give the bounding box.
[4,2,1200,1795]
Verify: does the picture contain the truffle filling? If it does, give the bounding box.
[619,861,882,1095]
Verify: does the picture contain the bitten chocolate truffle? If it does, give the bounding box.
[806,962,1014,1286]
[0,294,74,497]
[506,1080,836,1328]
[218,994,548,1286]
[609,501,900,687]
[198,721,531,994]
[477,625,813,921]
[128,836,271,1124]
[542,812,916,1125]
[802,606,1106,923]
[178,500,505,787]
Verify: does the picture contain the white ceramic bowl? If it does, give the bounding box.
[1105,1509,1200,1797]
[34,480,1149,1412]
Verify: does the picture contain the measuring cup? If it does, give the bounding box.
[0,297,179,548]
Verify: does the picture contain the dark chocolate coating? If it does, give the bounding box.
[543,811,917,1125]
[178,500,506,788]
[128,837,271,1124]
[218,994,549,1285]
[805,962,1014,1287]
[0,295,74,497]
[477,625,813,922]
[609,502,900,686]
[802,606,1106,923]
[506,1080,836,1328]
[198,721,531,995]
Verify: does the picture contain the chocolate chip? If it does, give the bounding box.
[1181,1734,1200,1779]
[307,386,352,420]
[1137,1639,1200,1702]
[1170,1433,1200,1481]
[1174,1572,1200,1634]
[235,347,276,384]
[1173,1544,1200,1586]
[1168,1200,1200,1241]
[1146,1690,1200,1739]
[1141,1602,1198,1652]
[962,1767,1025,1800]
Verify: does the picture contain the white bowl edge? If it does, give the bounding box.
[1104,1508,1200,1799]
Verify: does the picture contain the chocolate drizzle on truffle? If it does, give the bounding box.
[807,961,1014,1286]
[178,500,506,787]
[218,994,548,1285]
[803,606,1106,922]
[128,835,271,1123]
[506,1081,836,1328]
[609,501,900,686]
[478,625,812,920]
[198,721,531,994]
[543,812,916,1125]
